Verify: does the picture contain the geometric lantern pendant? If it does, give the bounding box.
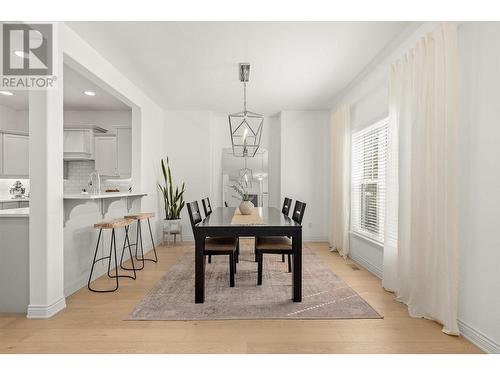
[238,157,253,188]
[229,63,264,157]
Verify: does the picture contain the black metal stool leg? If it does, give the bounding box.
[88,229,103,292]
[146,218,158,263]
[133,219,145,270]
[88,228,119,293]
[119,225,138,276]
[282,254,285,262]
[287,253,292,272]
[208,255,212,263]
[108,228,136,281]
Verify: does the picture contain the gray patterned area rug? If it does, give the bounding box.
[128,242,382,320]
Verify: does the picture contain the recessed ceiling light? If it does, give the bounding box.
[0,91,14,96]
[83,91,96,96]
[14,50,29,58]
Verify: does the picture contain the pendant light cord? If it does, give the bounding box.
[243,81,247,114]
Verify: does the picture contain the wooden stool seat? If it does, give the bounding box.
[124,212,155,220]
[94,218,135,229]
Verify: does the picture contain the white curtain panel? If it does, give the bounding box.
[329,104,351,257]
[383,23,460,335]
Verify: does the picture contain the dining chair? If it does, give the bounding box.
[282,197,292,216]
[202,197,213,217]
[255,200,306,285]
[279,197,293,263]
[187,201,239,287]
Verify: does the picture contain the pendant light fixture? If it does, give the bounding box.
[238,156,253,188]
[228,63,264,157]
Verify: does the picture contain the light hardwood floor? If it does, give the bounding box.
[0,241,482,354]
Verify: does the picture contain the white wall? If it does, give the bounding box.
[457,22,500,353]
[163,110,212,236]
[330,21,500,352]
[267,113,281,208]
[280,110,330,241]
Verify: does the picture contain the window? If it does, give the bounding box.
[351,118,388,244]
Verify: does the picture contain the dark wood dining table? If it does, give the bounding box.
[194,206,302,303]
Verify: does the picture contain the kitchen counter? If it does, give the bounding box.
[0,207,29,312]
[0,197,30,203]
[63,192,146,200]
[0,207,29,217]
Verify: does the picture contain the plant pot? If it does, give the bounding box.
[239,200,254,215]
[163,218,182,234]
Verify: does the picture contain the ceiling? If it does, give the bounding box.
[66,21,416,114]
[0,64,130,111]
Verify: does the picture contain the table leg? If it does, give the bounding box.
[292,229,302,302]
[195,232,205,303]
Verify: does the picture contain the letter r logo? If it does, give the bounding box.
[2,23,53,76]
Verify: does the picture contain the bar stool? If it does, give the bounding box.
[88,218,136,293]
[122,212,158,271]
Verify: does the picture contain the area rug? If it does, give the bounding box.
[128,242,381,320]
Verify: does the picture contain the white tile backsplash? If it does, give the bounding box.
[63,160,131,194]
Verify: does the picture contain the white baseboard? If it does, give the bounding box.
[458,320,500,354]
[348,251,383,279]
[27,297,66,319]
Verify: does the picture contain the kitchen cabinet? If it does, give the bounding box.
[63,129,94,160]
[94,136,118,176]
[94,128,131,178]
[1,132,29,177]
[116,127,132,178]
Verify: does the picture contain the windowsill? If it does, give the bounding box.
[350,230,384,249]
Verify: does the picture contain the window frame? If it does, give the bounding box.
[350,117,389,245]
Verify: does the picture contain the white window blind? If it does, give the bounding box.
[351,118,388,244]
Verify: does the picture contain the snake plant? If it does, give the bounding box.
[158,157,185,220]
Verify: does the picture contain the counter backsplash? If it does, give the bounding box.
[63,160,131,194]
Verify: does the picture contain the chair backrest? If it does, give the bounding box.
[291,200,306,224]
[282,197,292,216]
[224,201,228,207]
[202,197,212,217]
[187,201,202,233]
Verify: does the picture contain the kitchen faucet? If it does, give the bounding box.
[88,170,101,195]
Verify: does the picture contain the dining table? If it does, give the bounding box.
[193,206,302,303]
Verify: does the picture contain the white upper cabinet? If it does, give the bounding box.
[94,136,118,176]
[94,127,132,178]
[116,127,132,178]
[63,129,94,160]
[1,133,29,177]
